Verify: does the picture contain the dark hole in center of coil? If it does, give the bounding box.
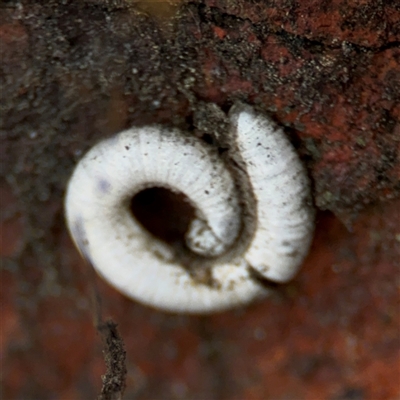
[129,187,196,245]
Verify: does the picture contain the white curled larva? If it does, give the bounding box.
[65,104,314,313]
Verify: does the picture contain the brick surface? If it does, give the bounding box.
[1,1,399,399]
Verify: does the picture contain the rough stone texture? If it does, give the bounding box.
[190,2,400,219]
[1,0,399,221]
[1,0,399,399]
[206,0,400,48]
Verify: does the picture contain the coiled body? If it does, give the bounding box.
[65,104,314,313]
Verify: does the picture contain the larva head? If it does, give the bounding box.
[185,218,226,257]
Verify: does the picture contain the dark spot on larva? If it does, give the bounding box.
[125,146,130,150]
[282,240,291,247]
[286,250,300,258]
[98,179,111,194]
[72,217,92,264]
[205,190,209,195]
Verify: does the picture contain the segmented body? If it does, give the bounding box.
[65,104,314,313]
